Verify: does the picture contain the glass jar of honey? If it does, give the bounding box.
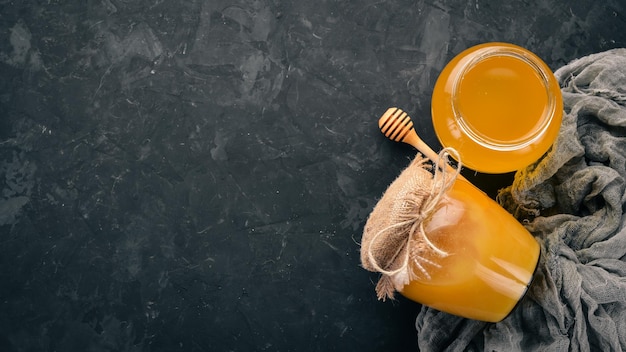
[396,176,540,322]
[431,42,562,173]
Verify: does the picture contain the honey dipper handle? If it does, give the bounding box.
[405,129,463,177]
[401,129,440,164]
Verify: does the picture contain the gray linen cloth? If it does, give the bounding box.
[415,49,626,351]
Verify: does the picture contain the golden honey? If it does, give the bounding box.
[397,177,540,322]
[432,43,562,173]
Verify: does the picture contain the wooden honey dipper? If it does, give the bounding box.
[379,107,463,177]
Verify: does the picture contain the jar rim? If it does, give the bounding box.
[450,46,558,152]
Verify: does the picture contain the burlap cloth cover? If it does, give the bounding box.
[364,48,626,351]
[360,152,458,301]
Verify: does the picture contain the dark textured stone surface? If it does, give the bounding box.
[1,0,625,351]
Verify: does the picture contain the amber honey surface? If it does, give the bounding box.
[397,177,540,322]
[456,56,548,143]
[432,43,562,173]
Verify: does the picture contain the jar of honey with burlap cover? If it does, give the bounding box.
[360,151,540,322]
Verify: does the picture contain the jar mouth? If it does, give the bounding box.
[450,47,558,152]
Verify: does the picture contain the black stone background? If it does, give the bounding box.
[1,0,625,351]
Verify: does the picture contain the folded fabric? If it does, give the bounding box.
[415,49,626,351]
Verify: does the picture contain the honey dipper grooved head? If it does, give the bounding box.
[379,107,414,142]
